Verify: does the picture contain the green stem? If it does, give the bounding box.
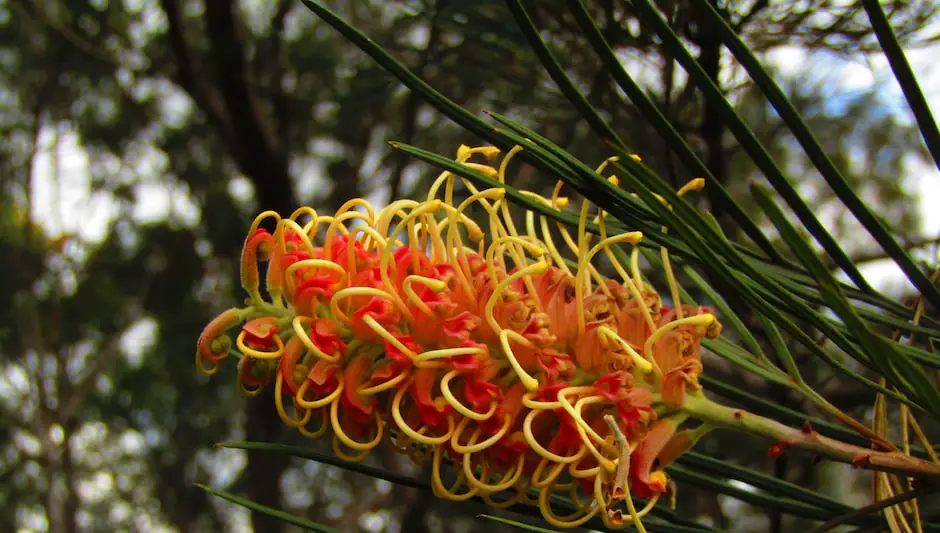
[682,394,940,480]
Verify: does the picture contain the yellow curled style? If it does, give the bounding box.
[235,331,285,360]
[362,314,418,360]
[408,440,434,466]
[247,210,281,237]
[329,400,384,452]
[297,408,330,439]
[402,275,447,316]
[628,493,661,524]
[356,369,408,395]
[390,384,456,446]
[522,408,585,464]
[294,371,344,410]
[322,210,371,262]
[483,240,546,314]
[568,452,602,479]
[560,398,617,473]
[274,371,313,428]
[531,456,569,489]
[288,206,318,224]
[597,325,653,374]
[462,451,525,493]
[333,198,376,229]
[389,433,412,456]
[328,287,397,326]
[450,415,511,455]
[414,346,485,367]
[481,479,533,509]
[278,218,318,257]
[283,258,347,297]
[522,391,562,410]
[538,477,601,529]
[238,380,265,397]
[332,435,372,463]
[195,355,221,376]
[643,314,717,361]
[557,388,618,455]
[440,370,498,421]
[430,444,480,502]
[291,316,342,363]
[498,328,541,392]
[377,200,442,319]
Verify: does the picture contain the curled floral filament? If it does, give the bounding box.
[195,144,723,528]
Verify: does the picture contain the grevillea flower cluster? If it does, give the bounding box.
[196,144,722,528]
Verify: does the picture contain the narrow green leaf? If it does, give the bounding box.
[665,465,836,521]
[298,1,493,145]
[676,453,852,515]
[755,313,803,382]
[604,155,914,406]
[197,483,342,533]
[689,0,940,310]
[703,337,792,386]
[399,125,925,404]
[628,0,874,294]
[477,515,560,533]
[297,0,575,191]
[219,441,429,491]
[751,182,940,420]
[481,112,936,342]
[220,441,718,533]
[748,260,940,340]
[563,0,785,263]
[504,0,625,147]
[861,0,940,172]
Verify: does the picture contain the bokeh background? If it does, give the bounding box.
[2,1,940,532]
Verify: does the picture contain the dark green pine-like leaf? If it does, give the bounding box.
[197,484,343,533]
[680,0,940,311]
[562,0,785,264]
[217,441,721,533]
[627,0,875,295]
[861,0,940,172]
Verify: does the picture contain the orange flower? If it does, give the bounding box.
[194,144,722,529]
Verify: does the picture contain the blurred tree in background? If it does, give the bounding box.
[1,1,937,532]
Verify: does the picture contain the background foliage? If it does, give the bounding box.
[2,1,939,532]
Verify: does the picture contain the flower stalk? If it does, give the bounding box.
[681,394,940,479]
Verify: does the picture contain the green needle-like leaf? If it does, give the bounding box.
[665,465,848,523]
[628,0,874,294]
[219,441,719,533]
[477,515,561,533]
[503,0,625,148]
[564,0,785,263]
[605,154,915,406]
[751,182,940,420]
[676,453,849,515]
[688,0,940,310]
[861,0,940,172]
[197,483,343,533]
